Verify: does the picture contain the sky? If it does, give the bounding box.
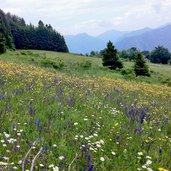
[1,0,171,36]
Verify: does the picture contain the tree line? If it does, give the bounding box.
[101,41,151,77]
[0,9,68,54]
[84,41,171,77]
[89,45,171,65]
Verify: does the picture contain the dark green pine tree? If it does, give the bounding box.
[134,52,150,77]
[0,33,6,54]
[102,41,123,69]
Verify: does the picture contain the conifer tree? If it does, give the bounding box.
[134,52,150,76]
[0,33,6,54]
[102,41,123,69]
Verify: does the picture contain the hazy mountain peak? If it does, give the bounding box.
[64,24,171,53]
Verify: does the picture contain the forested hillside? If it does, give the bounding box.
[0,9,68,52]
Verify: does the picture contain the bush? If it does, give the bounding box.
[41,59,64,69]
[150,46,171,64]
[79,60,92,69]
[121,68,134,76]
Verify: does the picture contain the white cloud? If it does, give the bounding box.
[1,0,171,35]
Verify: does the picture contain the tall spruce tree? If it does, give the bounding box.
[0,9,68,52]
[134,52,150,77]
[102,41,123,69]
[0,33,6,54]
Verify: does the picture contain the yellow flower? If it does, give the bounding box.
[158,167,169,171]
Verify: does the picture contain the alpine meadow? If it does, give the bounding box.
[0,3,171,171]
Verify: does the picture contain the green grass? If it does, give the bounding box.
[1,50,171,86]
[0,50,171,170]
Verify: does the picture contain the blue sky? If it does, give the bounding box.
[1,0,171,35]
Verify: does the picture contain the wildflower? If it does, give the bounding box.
[96,144,101,148]
[84,118,88,121]
[13,128,17,131]
[146,159,152,166]
[158,128,161,132]
[13,166,18,170]
[99,139,104,144]
[0,161,8,166]
[138,152,143,156]
[3,144,7,147]
[158,168,169,171]
[59,156,64,160]
[8,138,16,143]
[89,147,94,151]
[53,144,57,147]
[123,149,127,153]
[3,156,9,160]
[17,133,21,136]
[80,135,84,138]
[18,160,22,164]
[100,157,105,162]
[4,132,10,138]
[147,168,153,171]
[53,166,59,171]
[142,165,147,169]
[94,133,98,137]
[40,163,44,167]
[85,137,89,140]
[49,164,54,168]
[111,151,116,155]
[146,156,152,159]
[1,139,5,143]
[74,122,78,126]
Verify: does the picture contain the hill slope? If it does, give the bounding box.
[0,50,171,170]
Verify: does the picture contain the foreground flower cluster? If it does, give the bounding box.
[0,60,171,170]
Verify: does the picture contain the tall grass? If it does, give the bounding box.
[0,51,171,170]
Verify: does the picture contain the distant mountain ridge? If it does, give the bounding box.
[65,24,171,53]
[65,33,105,54]
[116,25,171,51]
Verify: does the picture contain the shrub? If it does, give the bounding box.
[79,60,92,69]
[41,59,64,69]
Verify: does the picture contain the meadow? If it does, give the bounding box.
[0,50,171,171]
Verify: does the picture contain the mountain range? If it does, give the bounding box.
[64,24,171,54]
